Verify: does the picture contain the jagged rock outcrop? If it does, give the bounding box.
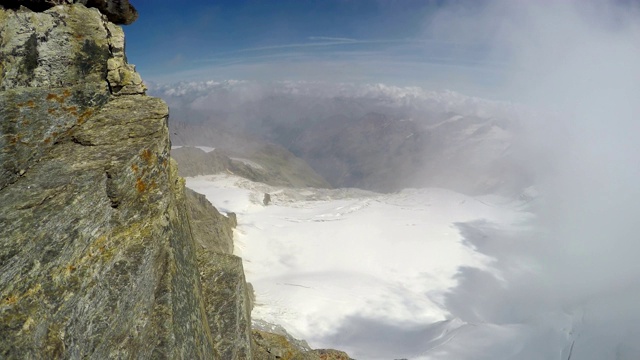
[0,0,138,24]
[251,321,352,360]
[0,3,144,94]
[185,188,236,255]
[0,2,252,358]
[184,188,253,358]
[1,3,352,360]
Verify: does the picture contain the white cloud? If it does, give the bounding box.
[307,36,358,42]
[424,1,640,358]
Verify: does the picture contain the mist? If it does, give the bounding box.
[429,0,640,358]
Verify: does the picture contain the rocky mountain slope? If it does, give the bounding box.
[171,145,330,189]
[287,111,526,194]
[0,2,346,359]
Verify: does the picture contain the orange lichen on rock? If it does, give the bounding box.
[136,178,146,192]
[66,264,76,275]
[4,295,18,305]
[46,90,71,104]
[46,93,64,103]
[140,149,154,164]
[77,109,93,124]
[63,106,78,116]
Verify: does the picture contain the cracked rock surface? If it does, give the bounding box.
[0,3,253,359]
[1,2,351,359]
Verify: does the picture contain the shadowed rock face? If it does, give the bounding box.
[0,0,138,24]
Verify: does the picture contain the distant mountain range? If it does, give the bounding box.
[154,81,533,195]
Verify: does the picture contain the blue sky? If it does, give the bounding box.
[123,0,640,100]
[123,0,506,93]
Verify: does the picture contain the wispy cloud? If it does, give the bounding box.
[227,38,421,55]
[308,36,358,42]
[141,35,510,97]
[428,0,640,358]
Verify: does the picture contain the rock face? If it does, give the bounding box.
[184,189,253,358]
[1,3,351,359]
[0,0,138,24]
[0,3,252,359]
[185,188,236,255]
[251,322,353,360]
[0,3,144,94]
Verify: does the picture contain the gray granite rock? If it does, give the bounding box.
[184,187,254,357]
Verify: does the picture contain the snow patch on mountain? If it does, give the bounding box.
[185,174,533,359]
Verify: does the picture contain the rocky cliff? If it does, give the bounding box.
[0,2,254,358]
[0,2,351,359]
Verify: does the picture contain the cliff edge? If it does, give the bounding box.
[0,2,252,358]
[0,2,351,359]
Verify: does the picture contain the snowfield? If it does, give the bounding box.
[171,145,215,153]
[185,174,533,359]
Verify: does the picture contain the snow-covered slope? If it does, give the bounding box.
[185,174,532,359]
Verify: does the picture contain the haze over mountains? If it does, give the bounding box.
[148,0,640,359]
[4,0,639,359]
[155,81,530,195]
[146,77,525,359]
[154,66,640,358]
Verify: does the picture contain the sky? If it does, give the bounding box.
[124,0,506,96]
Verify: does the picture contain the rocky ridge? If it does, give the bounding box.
[1,0,138,24]
[0,2,249,358]
[0,2,349,359]
[171,146,330,189]
[158,82,528,196]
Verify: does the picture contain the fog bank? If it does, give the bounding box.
[429,1,640,358]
